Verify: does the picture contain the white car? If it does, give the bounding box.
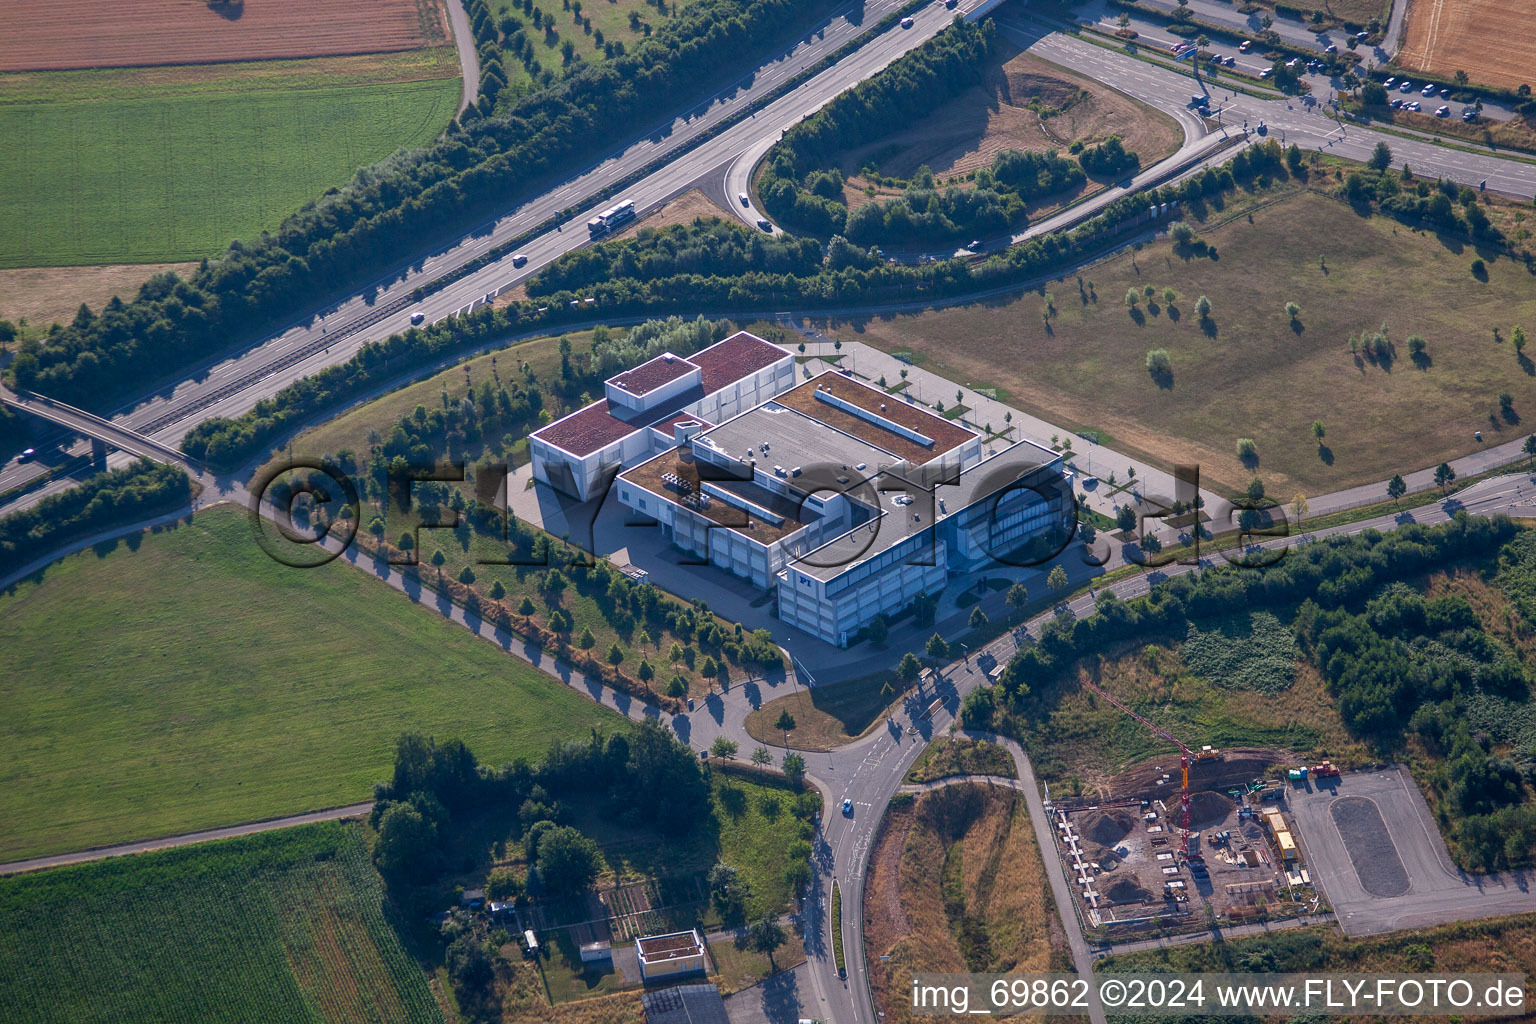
[1383,77,1396,87]
[738,192,750,206]
[1436,105,1450,117]
[409,311,425,325]
[900,15,913,27]
[1258,67,1273,79]
[512,253,528,267]
[1421,83,1436,96]
[1224,55,1236,66]
[18,447,35,462]
[1399,80,1413,92]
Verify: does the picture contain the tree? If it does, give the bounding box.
[490,579,506,600]
[1236,437,1258,462]
[925,633,950,659]
[1434,462,1456,492]
[431,549,446,571]
[398,532,414,552]
[445,933,494,999]
[1162,287,1177,306]
[898,652,922,683]
[607,643,625,666]
[637,658,654,682]
[1125,288,1140,309]
[751,746,772,771]
[577,626,596,649]
[1116,504,1137,533]
[1195,294,1211,320]
[711,736,739,760]
[1290,493,1309,525]
[1005,583,1029,612]
[1311,420,1326,442]
[866,614,889,644]
[1368,141,1392,172]
[1514,325,1527,356]
[374,802,437,881]
[532,824,602,896]
[1048,565,1070,591]
[1387,474,1407,505]
[486,866,525,902]
[969,606,989,629]
[775,709,797,732]
[458,565,476,585]
[709,862,752,918]
[748,916,787,972]
[518,595,536,617]
[1454,69,1469,86]
[1145,348,1171,376]
[1285,301,1301,322]
[782,752,807,783]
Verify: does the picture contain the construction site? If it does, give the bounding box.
[1047,682,1332,938]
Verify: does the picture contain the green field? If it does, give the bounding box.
[0,62,459,267]
[0,507,625,862]
[0,822,442,1024]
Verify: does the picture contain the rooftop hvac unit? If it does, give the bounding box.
[791,466,802,476]
[774,465,785,476]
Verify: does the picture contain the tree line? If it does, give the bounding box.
[5,0,827,409]
[0,460,191,578]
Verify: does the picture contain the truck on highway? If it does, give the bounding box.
[587,200,637,238]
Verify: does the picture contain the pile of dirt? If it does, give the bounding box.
[1087,845,1120,871]
[1186,791,1235,830]
[1103,878,1151,904]
[1079,808,1137,846]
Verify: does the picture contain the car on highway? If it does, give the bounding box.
[900,15,913,27]
[1436,105,1451,117]
[944,0,957,8]
[756,218,772,231]
[409,312,425,325]
[18,448,35,462]
[1238,39,1251,51]
[1258,67,1272,79]
[738,191,750,206]
[967,239,982,251]
[842,798,853,816]
[1223,55,1235,66]
[512,253,529,267]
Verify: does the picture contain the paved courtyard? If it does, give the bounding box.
[1288,768,1536,936]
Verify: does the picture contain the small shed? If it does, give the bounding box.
[580,940,613,963]
[460,889,485,908]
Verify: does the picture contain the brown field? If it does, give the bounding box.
[864,784,1072,1024]
[838,47,1182,211]
[1397,0,1536,92]
[2,0,448,73]
[0,262,196,328]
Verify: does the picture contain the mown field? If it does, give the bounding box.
[829,187,1536,495]
[0,51,460,267]
[0,507,624,862]
[0,822,444,1024]
[491,0,697,92]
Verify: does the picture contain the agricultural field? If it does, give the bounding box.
[0,506,625,863]
[864,784,1072,1024]
[5,0,446,71]
[0,262,197,331]
[0,50,462,266]
[826,187,1536,495]
[835,47,1182,218]
[1397,0,1535,92]
[0,822,445,1024]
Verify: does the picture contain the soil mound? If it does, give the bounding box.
[1187,791,1234,830]
[1104,878,1150,904]
[1080,808,1137,846]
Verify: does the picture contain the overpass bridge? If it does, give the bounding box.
[1,386,196,472]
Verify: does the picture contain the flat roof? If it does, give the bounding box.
[651,410,713,435]
[620,448,815,545]
[788,439,1063,582]
[698,402,892,479]
[776,374,976,465]
[531,331,787,458]
[609,352,700,397]
[637,930,704,963]
[690,331,790,392]
[642,984,729,1024]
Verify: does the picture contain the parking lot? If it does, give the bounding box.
[1288,767,1536,936]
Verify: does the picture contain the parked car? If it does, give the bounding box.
[1439,86,1451,97]
[900,15,913,27]
[1389,97,1402,109]
[1421,83,1436,96]
[1462,108,1479,122]
[1408,100,1421,111]
[1324,43,1337,53]
[409,311,425,325]
[1399,80,1413,92]
[1435,104,1450,117]
[1383,76,1396,87]
[512,253,529,267]
[1355,30,1369,40]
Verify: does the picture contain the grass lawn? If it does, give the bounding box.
[864,785,1069,1023]
[0,507,625,862]
[828,187,1536,496]
[0,822,444,1024]
[906,737,1018,784]
[745,673,900,750]
[0,51,460,266]
[706,925,807,994]
[491,0,696,94]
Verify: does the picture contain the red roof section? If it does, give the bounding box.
[531,399,639,457]
[650,411,713,434]
[690,332,788,392]
[608,353,700,397]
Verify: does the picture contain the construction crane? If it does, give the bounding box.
[1080,679,1201,862]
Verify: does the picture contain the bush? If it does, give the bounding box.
[1145,348,1171,376]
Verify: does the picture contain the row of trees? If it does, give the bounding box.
[7,0,822,408]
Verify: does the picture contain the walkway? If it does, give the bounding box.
[446,0,482,116]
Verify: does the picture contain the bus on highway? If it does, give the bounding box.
[587,200,637,237]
